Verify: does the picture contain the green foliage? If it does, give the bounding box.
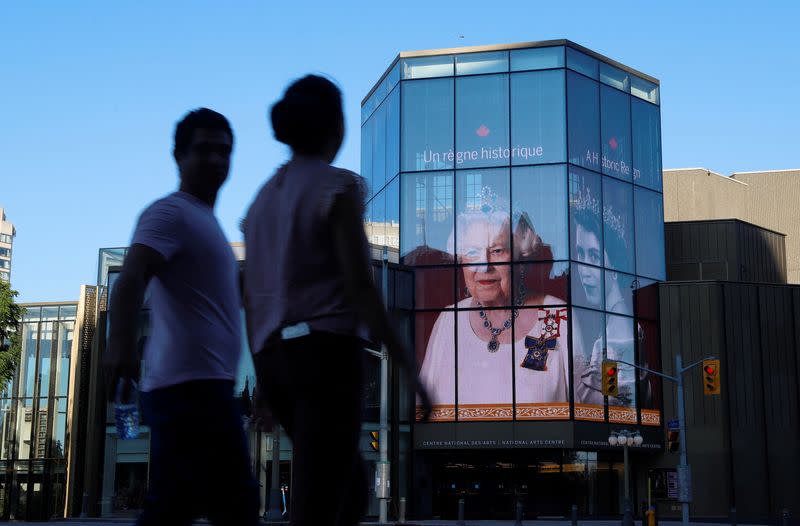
[0,280,24,385]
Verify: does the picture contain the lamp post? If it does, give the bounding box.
[609,430,643,526]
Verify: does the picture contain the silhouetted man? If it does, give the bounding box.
[105,108,258,526]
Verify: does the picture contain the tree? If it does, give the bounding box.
[0,280,24,385]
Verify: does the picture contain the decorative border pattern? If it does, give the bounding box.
[640,409,662,426]
[608,406,638,424]
[416,404,456,422]
[515,403,570,420]
[457,404,514,421]
[574,403,605,421]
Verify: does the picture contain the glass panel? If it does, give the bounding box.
[512,262,568,306]
[637,319,662,417]
[415,267,455,309]
[570,167,603,265]
[16,408,31,459]
[40,307,59,321]
[416,311,455,421]
[457,263,512,308]
[567,71,600,172]
[606,314,636,413]
[572,308,605,420]
[601,85,632,181]
[602,178,635,274]
[631,76,659,104]
[510,70,566,165]
[361,116,373,198]
[402,55,454,79]
[457,309,513,420]
[572,263,604,310]
[58,305,77,319]
[400,171,455,265]
[0,399,13,459]
[372,100,387,194]
[605,271,635,316]
[511,165,568,261]
[634,187,666,280]
[53,411,67,458]
[514,306,570,420]
[632,98,662,190]
[37,322,54,399]
[455,168,511,263]
[22,307,40,321]
[455,74,509,168]
[385,176,400,254]
[401,78,454,172]
[455,51,508,75]
[599,63,631,93]
[55,322,74,398]
[566,47,598,79]
[387,61,401,90]
[368,191,386,248]
[386,86,400,179]
[19,323,37,398]
[510,46,564,71]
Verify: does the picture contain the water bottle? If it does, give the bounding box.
[115,379,140,440]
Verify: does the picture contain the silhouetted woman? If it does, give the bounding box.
[243,75,430,526]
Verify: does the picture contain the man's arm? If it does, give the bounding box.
[104,243,165,401]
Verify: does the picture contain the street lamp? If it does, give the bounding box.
[608,430,643,526]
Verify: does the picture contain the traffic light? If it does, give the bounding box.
[601,360,618,396]
[702,359,721,395]
[667,430,679,452]
[369,431,379,452]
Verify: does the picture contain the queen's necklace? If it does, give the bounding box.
[477,281,526,353]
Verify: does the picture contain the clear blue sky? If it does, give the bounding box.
[2,1,798,303]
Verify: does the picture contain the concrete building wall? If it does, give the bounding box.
[663,168,800,283]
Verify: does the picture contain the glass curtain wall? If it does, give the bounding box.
[0,304,76,520]
[361,44,664,428]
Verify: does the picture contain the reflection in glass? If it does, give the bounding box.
[361,115,373,198]
[513,307,570,420]
[38,322,54,398]
[600,85,632,181]
[385,176,400,252]
[366,191,386,253]
[599,63,631,92]
[602,177,635,274]
[400,171,454,265]
[371,101,387,194]
[59,305,77,318]
[416,311,455,421]
[632,98,662,190]
[631,76,659,104]
[511,262,569,307]
[386,86,400,179]
[572,308,605,418]
[566,47,599,79]
[455,169,510,262]
[455,75,509,169]
[401,78,454,172]
[511,70,566,165]
[635,187,666,280]
[455,51,508,75]
[571,263,604,310]
[570,167,602,265]
[20,323,37,398]
[511,46,564,71]
[605,271,635,316]
[606,314,636,411]
[567,72,600,172]
[512,165,568,260]
[41,307,59,321]
[402,55,454,79]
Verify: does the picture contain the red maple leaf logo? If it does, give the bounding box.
[476,125,490,137]
[608,137,618,150]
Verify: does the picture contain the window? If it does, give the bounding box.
[600,63,631,93]
[511,46,564,71]
[402,56,454,79]
[566,48,598,79]
[632,98,662,190]
[0,271,8,281]
[455,168,510,263]
[572,307,605,419]
[361,115,374,198]
[455,51,508,75]
[631,76,659,105]
[0,260,9,269]
[0,247,10,257]
[511,165,568,260]
[635,187,666,280]
[400,171,454,264]
[570,167,602,268]
[567,71,600,172]
[602,177,635,274]
[511,70,566,165]
[600,85,632,181]
[386,86,400,179]
[455,74,509,169]
[401,78,454,172]
[0,234,11,243]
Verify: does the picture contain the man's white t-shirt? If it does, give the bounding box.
[131,191,242,392]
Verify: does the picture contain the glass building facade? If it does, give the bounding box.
[362,41,665,518]
[0,303,77,520]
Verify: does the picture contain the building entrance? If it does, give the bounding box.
[427,450,625,519]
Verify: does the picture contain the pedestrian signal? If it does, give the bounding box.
[667,430,679,452]
[601,360,618,396]
[369,431,379,452]
[702,359,721,395]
